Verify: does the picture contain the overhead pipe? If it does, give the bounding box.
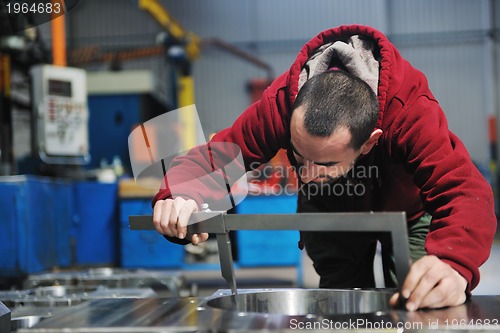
[201,38,274,80]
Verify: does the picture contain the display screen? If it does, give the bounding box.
[48,79,72,97]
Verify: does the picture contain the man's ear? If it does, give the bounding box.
[360,129,383,155]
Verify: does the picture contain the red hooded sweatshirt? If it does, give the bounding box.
[153,25,496,292]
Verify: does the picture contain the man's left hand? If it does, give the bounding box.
[389,255,467,311]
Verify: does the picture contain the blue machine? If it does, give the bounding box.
[119,198,184,268]
[235,194,300,267]
[0,176,73,275]
[0,176,122,276]
[87,93,167,175]
[73,181,118,266]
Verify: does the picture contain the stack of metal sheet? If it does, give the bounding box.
[3,267,190,331]
[23,268,188,297]
[1,285,157,331]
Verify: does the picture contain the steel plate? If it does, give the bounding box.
[206,289,393,316]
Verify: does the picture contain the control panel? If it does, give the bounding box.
[30,65,89,164]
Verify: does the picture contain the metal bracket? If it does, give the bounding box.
[129,212,411,295]
[0,301,10,333]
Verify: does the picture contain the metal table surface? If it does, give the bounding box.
[19,289,500,332]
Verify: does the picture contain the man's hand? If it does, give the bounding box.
[153,197,209,245]
[390,255,467,311]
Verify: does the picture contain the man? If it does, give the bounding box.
[151,25,496,311]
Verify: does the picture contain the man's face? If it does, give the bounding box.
[290,106,362,184]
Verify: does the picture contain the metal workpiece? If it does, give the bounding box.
[206,288,394,316]
[24,268,187,297]
[23,268,131,289]
[0,301,10,333]
[4,269,188,330]
[0,287,87,309]
[17,290,500,332]
[0,286,157,310]
[10,306,73,332]
[129,212,412,289]
[2,286,158,331]
[11,315,42,332]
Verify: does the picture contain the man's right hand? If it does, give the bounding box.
[153,197,209,245]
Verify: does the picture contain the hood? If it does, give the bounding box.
[287,24,407,129]
[298,35,380,95]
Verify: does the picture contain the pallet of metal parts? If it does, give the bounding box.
[80,288,156,300]
[24,268,130,289]
[1,285,157,309]
[1,286,99,309]
[23,271,78,289]
[24,268,188,297]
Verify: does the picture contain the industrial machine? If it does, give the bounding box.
[30,64,89,165]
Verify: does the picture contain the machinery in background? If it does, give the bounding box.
[0,3,89,177]
[2,267,189,331]
[30,64,89,165]
[0,21,51,176]
[139,0,199,151]
[12,64,91,178]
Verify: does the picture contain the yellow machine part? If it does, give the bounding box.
[139,0,200,151]
[138,0,200,60]
[178,76,196,150]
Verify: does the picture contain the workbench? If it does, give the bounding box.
[17,289,500,332]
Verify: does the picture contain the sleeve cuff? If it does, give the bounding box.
[441,259,474,296]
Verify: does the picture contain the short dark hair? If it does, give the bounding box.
[293,71,379,150]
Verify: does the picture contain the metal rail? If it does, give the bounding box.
[129,212,411,297]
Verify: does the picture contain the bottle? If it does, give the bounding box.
[112,155,124,178]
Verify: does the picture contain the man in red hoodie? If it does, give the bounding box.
[151,25,497,311]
